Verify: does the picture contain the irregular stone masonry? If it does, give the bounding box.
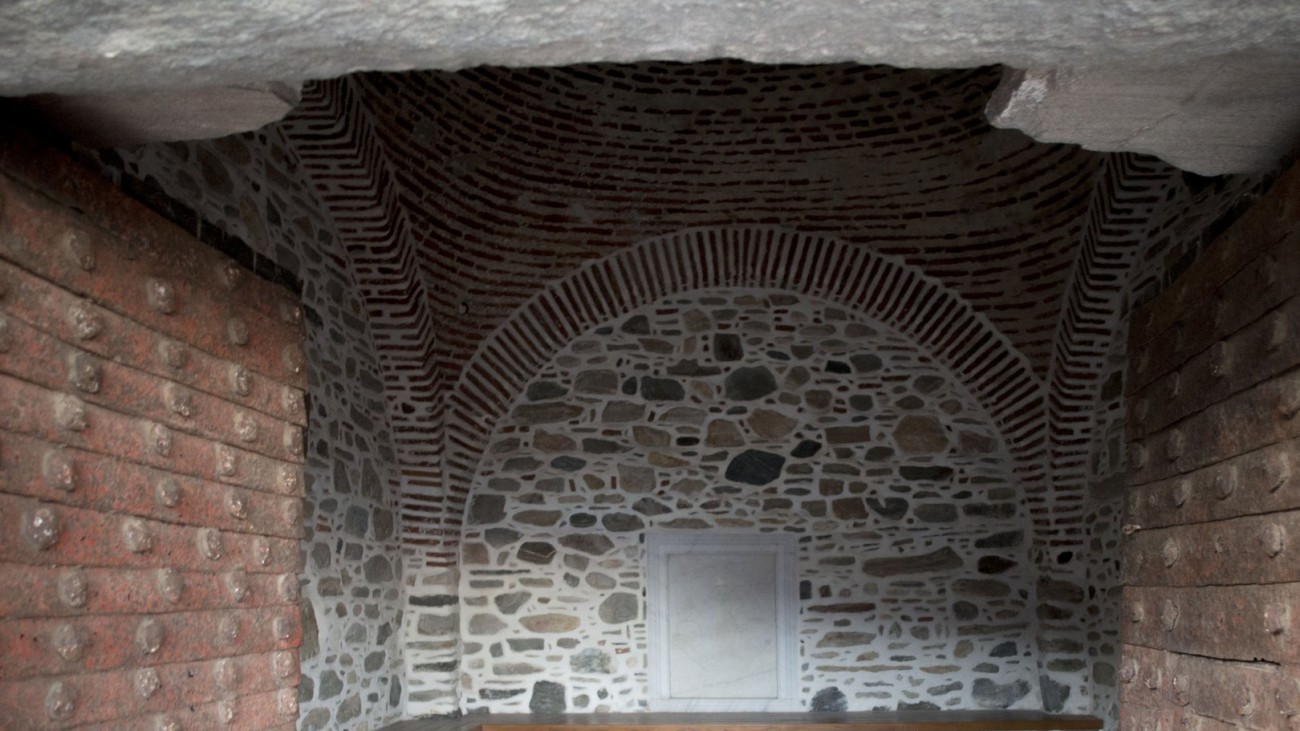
[0,122,307,730]
[457,289,1040,713]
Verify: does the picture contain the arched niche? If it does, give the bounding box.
[457,287,1041,714]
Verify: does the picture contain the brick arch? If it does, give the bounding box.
[445,226,1047,532]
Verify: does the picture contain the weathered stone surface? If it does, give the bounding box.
[571,648,613,673]
[582,438,626,454]
[301,708,331,731]
[725,449,786,485]
[494,591,532,614]
[515,403,585,424]
[682,310,711,332]
[960,430,997,454]
[534,430,577,452]
[811,687,848,712]
[337,693,362,723]
[706,420,746,447]
[602,401,645,422]
[344,505,369,537]
[831,498,869,520]
[633,426,671,447]
[849,394,874,411]
[851,354,883,372]
[791,439,823,458]
[469,613,507,635]
[517,541,557,564]
[862,547,963,576]
[988,60,1300,175]
[585,572,617,589]
[826,425,871,444]
[515,509,563,526]
[526,381,569,401]
[598,592,638,624]
[976,531,1024,549]
[866,497,909,520]
[372,508,394,541]
[667,359,721,376]
[319,669,344,700]
[575,369,619,394]
[977,556,1017,574]
[363,555,393,582]
[641,376,685,401]
[658,445,699,466]
[601,512,645,532]
[972,678,1031,709]
[621,315,651,335]
[494,662,542,675]
[633,497,673,515]
[952,579,1011,597]
[893,415,949,453]
[714,333,744,361]
[661,406,706,424]
[817,631,876,647]
[530,680,566,713]
[805,390,832,409]
[467,494,507,525]
[617,464,656,492]
[901,465,954,481]
[551,455,587,471]
[990,641,1018,658]
[1040,675,1070,711]
[520,614,581,633]
[485,527,522,547]
[559,533,616,555]
[418,613,458,636]
[928,681,962,696]
[748,409,796,438]
[300,600,319,660]
[725,366,777,401]
[914,504,958,523]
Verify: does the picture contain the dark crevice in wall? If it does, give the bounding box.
[95,151,304,296]
[0,99,302,298]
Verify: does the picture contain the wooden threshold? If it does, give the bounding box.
[383,711,1104,731]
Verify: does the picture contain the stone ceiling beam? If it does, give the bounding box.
[19,83,301,147]
[986,56,1300,176]
[3,1,1299,96]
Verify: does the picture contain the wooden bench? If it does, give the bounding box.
[381,711,1105,731]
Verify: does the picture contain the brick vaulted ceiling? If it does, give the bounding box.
[349,62,1102,382]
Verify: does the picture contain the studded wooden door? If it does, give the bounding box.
[0,123,309,730]
[1121,161,1300,729]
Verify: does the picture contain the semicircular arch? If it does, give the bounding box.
[446,227,1046,523]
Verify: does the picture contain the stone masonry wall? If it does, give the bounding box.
[0,123,307,729]
[90,128,407,730]
[458,289,1041,713]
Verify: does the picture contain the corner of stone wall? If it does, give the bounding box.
[402,550,464,716]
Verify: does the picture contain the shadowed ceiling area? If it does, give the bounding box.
[345,62,1100,379]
